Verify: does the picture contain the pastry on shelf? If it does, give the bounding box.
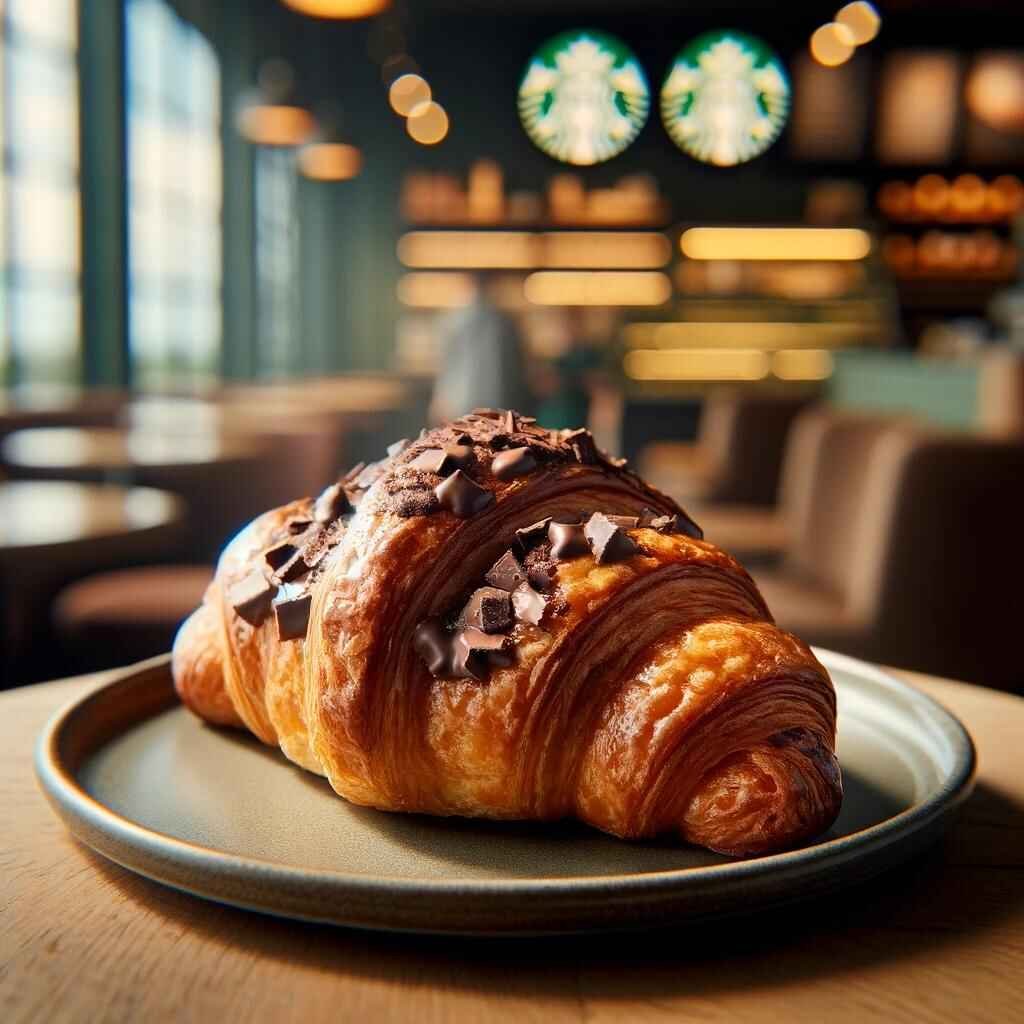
[174,410,841,856]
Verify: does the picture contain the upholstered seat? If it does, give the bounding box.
[54,564,212,671]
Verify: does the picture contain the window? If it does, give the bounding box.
[1,0,82,388]
[126,0,221,391]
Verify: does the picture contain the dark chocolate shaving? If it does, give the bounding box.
[650,512,704,540]
[387,438,410,458]
[491,446,537,481]
[485,550,527,592]
[548,521,590,561]
[354,461,384,490]
[460,587,513,634]
[410,448,451,474]
[514,517,552,554]
[274,590,312,641]
[313,482,351,524]
[584,512,640,565]
[562,428,597,465]
[288,518,313,535]
[413,618,452,675]
[512,582,547,626]
[342,461,366,483]
[606,514,640,529]
[264,541,297,571]
[452,628,514,679]
[435,470,494,518]
[229,570,276,627]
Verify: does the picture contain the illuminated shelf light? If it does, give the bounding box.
[624,322,871,350]
[542,232,671,268]
[298,142,361,181]
[524,271,671,306]
[772,348,835,381]
[398,232,537,268]
[236,105,314,147]
[810,23,856,68]
[282,0,390,17]
[680,227,871,261]
[407,101,449,145]
[397,272,474,308]
[624,348,770,382]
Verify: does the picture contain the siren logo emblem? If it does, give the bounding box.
[518,30,649,166]
[660,31,790,167]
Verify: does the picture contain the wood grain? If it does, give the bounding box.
[2,668,1022,1024]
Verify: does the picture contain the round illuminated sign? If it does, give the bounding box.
[518,30,649,166]
[661,30,790,167]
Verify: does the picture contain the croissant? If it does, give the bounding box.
[173,410,841,856]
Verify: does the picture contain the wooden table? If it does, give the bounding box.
[2,667,1021,1022]
[0,482,185,685]
[1,426,263,478]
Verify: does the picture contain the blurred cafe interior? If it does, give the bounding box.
[1,0,1023,692]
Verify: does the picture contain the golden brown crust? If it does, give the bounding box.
[172,411,842,856]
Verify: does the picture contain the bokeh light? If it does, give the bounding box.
[389,74,431,117]
[810,23,856,68]
[966,54,1024,133]
[298,142,362,181]
[406,101,449,145]
[835,2,881,46]
[518,30,649,166]
[281,0,391,18]
[661,30,790,166]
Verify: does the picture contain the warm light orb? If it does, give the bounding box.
[407,101,449,145]
[298,142,362,181]
[966,54,1024,134]
[661,30,790,167]
[810,23,856,68]
[835,2,881,46]
[518,30,649,166]
[389,74,431,117]
[236,104,315,146]
[281,0,390,19]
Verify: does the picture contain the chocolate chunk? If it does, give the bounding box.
[637,508,658,527]
[264,541,298,572]
[414,618,452,675]
[650,513,704,540]
[274,590,312,641]
[229,569,276,627]
[548,521,589,561]
[514,517,551,554]
[527,561,556,593]
[584,512,640,565]
[512,582,547,625]
[485,550,527,592]
[454,433,472,445]
[435,470,494,518]
[444,443,475,471]
[342,461,366,483]
[313,482,351,524]
[563,428,597,464]
[472,408,503,420]
[355,461,384,490]
[452,627,514,679]
[501,410,517,435]
[410,448,451,474]
[491,446,537,481]
[606,514,640,529]
[387,438,410,458]
[461,587,513,634]
[273,547,312,584]
[288,518,313,535]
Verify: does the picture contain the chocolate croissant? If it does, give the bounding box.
[173,410,841,856]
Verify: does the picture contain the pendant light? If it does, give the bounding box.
[236,59,316,147]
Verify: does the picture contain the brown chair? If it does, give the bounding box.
[54,564,212,673]
[638,390,812,507]
[755,418,1024,692]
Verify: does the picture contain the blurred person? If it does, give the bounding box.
[534,307,611,430]
[429,272,533,422]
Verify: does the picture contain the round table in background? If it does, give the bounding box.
[1,665,1021,1021]
[0,481,185,685]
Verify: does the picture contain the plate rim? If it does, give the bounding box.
[35,649,976,904]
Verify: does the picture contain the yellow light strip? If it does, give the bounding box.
[680,227,871,261]
[541,232,672,268]
[623,349,771,382]
[524,272,671,306]
[398,232,537,269]
[623,321,869,349]
[772,349,835,381]
[397,231,671,270]
[396,272,474,308]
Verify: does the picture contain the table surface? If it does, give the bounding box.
[0,481,183,551]
[1,426,262,471]
[3,666,1021,1023]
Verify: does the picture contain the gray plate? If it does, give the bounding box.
[35,650,975,935]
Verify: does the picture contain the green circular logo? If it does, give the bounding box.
[518,30,650,166]
[661,30,790,166]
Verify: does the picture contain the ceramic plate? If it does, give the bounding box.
[35,650,975,935]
